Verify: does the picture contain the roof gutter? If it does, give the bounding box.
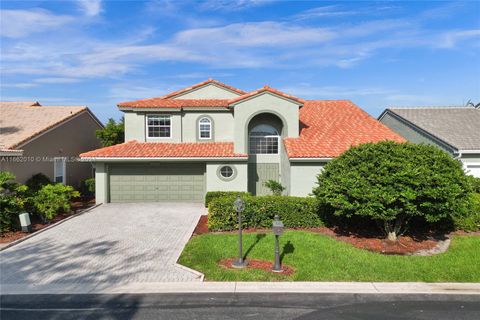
[289,157,333,162]
[80,157,249,162]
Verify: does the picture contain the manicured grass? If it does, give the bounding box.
[178,231,480,282]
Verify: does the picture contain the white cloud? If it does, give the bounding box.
[294,5,358,20]
[77,0,102,17]
[200,0,274,11]
[34,77,83,84]
[279,84,394,99]
[0,9,73,38]
[437,29,480,48]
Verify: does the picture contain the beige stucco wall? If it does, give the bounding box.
[290,162,326,197]
[124,112,145,142]
[233,93,300,154]
[94,162,108,204]
[1,112,102,188]
[182,111,234,142]
[173,84,241,99]
[206,162,248,192]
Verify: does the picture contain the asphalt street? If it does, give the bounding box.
[1,293,479,320]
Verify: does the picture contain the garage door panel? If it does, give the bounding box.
[109,164,205,203]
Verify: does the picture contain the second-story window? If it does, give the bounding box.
[147,115,171,138]
[198,117,212,140]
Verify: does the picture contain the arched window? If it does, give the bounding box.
[249,124,279,154]
[198,117,212,139]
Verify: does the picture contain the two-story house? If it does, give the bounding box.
[80,79,404,203]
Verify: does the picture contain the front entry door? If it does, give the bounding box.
[248,163,280,196]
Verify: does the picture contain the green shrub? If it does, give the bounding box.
[208,195,322,231]
[313,141,472,241]
[25,173,51,193]
[263,180,286,196]
[32,184,80,221]
[453,193,480,232]
[467,176,480,193]
[205,191,251,207]
[84,178,95,193]
[0,171,28,233]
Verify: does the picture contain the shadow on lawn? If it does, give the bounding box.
[243,233,266,260]
[280,241,295,263]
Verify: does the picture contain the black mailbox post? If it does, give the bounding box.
[232,195,247,268]
[272,215,284,272]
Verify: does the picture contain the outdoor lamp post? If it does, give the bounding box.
[232,195,247,268]
[272,215,284,272]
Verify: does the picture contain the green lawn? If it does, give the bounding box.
[178,231,480,282]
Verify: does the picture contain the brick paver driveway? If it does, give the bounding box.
[0,203,204,290]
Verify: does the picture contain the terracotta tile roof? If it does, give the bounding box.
[118,98,230,108]
[162,79,246,99]
[284,100,406,158]
[228,85,305,105]
[0,102,88,150]
[80,141,247,158]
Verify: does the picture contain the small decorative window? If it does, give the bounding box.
[147,115,171,138]
[220,166,233,178]
[217,165,236,181]
[198,117,212,139]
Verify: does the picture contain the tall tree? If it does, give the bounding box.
[96,117,125,147]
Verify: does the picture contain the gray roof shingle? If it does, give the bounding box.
[386,107,480,151]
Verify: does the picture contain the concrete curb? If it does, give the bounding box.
[1,282,479,295]
[0,204,101,252]
[173,211,206,282]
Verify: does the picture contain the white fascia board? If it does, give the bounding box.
[80,157,248,162]
[289,157,333,162]
[457,150,480,154]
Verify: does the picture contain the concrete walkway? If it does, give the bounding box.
[0,203,204,292]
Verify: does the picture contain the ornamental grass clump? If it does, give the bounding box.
[313,141,472,241]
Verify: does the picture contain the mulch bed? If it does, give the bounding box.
[193,215,448,255]
[0,197,95,245]
[219,258,295,276]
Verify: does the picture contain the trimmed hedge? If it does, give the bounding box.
[454,193,480,232]
[208,195,323,231]
[205,191,251,207]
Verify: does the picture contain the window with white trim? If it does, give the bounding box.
[198,117,212,139]
[54,157,66,184]
[147,115,171,138]
[249,124,279,154]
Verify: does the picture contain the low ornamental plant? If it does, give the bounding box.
[313,141,472,241]
[263,180,286,196]
[0,171,28,233]
[32,184,80,221]
[25,173,52,193]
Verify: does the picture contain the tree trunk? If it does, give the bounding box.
[387,231,397,241]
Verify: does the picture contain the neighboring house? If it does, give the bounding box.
[80,79,404,203]
[379,106,480,177]
[0,101,103,188]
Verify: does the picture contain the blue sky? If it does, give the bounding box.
[1,0,479,122]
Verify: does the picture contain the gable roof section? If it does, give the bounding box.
[162,79,246,99]
[284,100,406,158]
[0,102,97,151]
[382,107,480,151]
[80,141,247,159]
[0,101,40,107]
[118,84,304,109]
[228,85,305,106]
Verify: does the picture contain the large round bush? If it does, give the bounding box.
[313,141,472,240]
